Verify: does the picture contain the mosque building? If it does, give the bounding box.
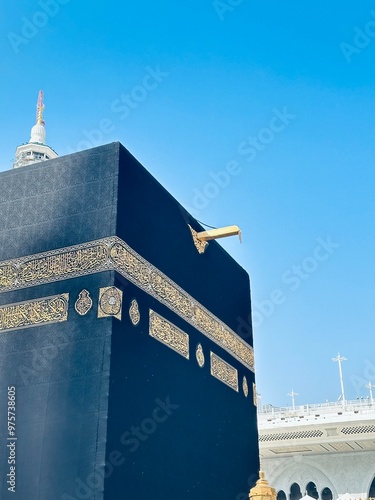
[257,356,375,500]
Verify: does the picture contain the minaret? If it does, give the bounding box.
[13,90,58,168]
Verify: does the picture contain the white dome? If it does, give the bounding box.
[30,123,46,144]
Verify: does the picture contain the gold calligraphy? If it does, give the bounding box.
[129,299,140,326]
[0,237,254,372]
[0,294,69,332]
[210,352,239,392]
[149,310,189,359]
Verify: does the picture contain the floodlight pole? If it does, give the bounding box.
[287,389,298,411]
[365,381,375,405]
[332,353,347,409]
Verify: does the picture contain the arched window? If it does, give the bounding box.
[321,487,332,500]
[306,482,319,499]
[290,483,302,500]
[278,490,287,500]
[368,476,375,498]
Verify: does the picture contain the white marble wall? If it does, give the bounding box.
[262,451,375,500]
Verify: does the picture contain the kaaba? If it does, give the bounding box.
[0,142,259,499]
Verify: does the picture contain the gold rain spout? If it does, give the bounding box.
[188,224,242,254]
[196,225,242,242]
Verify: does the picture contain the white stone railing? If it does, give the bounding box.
[257,399,375,423]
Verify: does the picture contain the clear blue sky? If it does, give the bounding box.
[1,0,375,407]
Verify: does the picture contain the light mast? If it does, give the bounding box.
[332,352,347,409]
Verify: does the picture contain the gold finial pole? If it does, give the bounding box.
[36,90,45,125]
